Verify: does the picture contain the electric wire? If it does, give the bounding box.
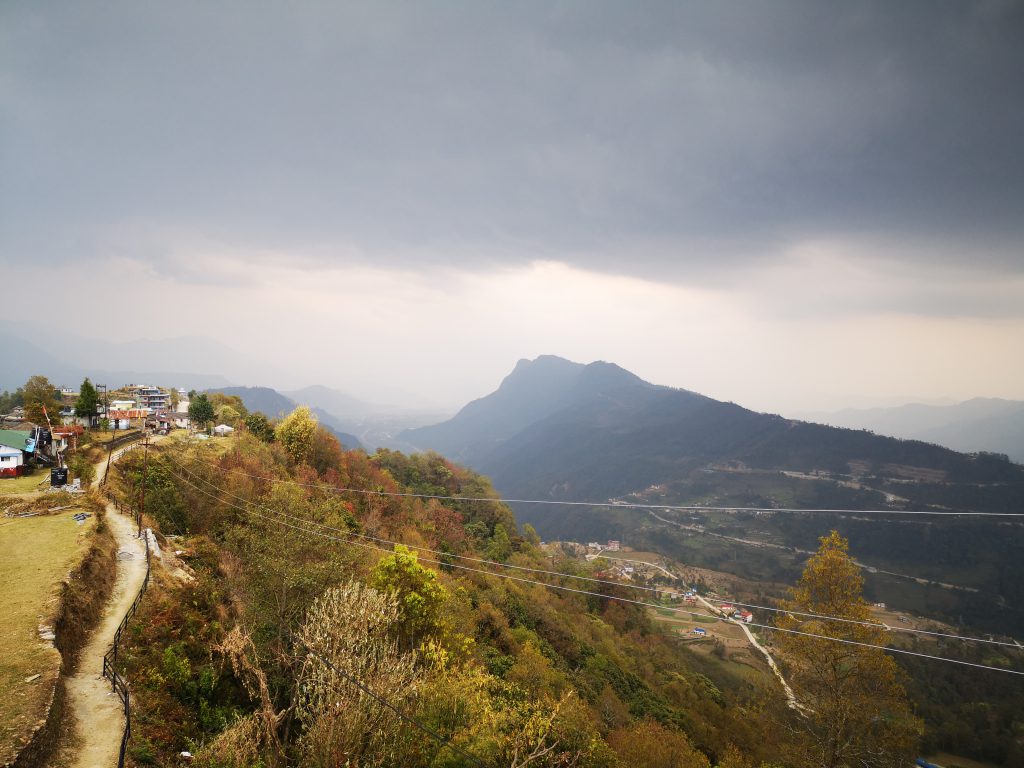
[161,465,1024,676]
[174,451,1024,518]
[165,454,1023,650]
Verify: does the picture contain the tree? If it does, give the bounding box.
[169,388,180,411]
[215,404,241,426]
[188,393,215,430]
[23,375,60,426]
[370,544,448,649]
[0,387,25,414]
[244,412,275,443]
[74,377,99,425]
[297,581,419,768]
[209,392,248,419]
[774,531,921,767]
[275,406,317,465]
[607,720,711,768]
[309,426,344,476]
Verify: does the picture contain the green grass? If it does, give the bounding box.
[0,511,94,762]
[0,471,51,495]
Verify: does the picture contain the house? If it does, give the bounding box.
[720,604,734,614]
[0,444,25,477]
[213,424,235,436]
[0,429,32,478]
[606,540,620,552]
[740,611,753,624]
[128,385,170,412]
[52,425,84,452]
[107,409,148,429]
[110,399,136,411]
[692,627,707,637]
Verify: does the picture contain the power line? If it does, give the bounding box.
[166,455,1022,649]
[163,466,1024,676]
[174,451,1024,518]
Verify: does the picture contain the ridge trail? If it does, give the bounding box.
[62,501,146,768]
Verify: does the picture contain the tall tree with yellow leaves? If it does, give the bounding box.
[774,531,921,767]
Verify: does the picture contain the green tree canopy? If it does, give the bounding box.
[244,411,275,443]
[370,544,448,649]
[74,377,99,423]
[188,393,215,429]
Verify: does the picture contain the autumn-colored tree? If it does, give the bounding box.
[607,719,711,768]
[309,426,344,476]
[774,531,921,768]
[215,404,241,426]
[23,374,60,426]
[208,392,248,419]
[275,406,317,465]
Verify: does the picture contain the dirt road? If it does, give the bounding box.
[62,502,147,768]
[692,593,801,710]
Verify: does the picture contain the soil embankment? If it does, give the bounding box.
[8,502,116,768]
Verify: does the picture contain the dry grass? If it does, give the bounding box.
[0,509,95,763]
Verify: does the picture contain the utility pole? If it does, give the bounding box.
[139,435,149,538]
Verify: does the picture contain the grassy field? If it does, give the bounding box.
[0,509,95,763]
[0,471,51,496]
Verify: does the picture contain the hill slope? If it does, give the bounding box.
[209,385,364,450]
[402,355,648,462]
[404,356,1022,506]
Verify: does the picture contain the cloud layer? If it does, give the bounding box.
[2,2,1022,411]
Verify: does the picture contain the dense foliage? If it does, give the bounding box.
[109,423,792,767]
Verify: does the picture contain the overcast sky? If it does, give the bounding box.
[2,1,1023,413]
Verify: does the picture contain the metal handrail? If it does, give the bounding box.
[100,494,152,767]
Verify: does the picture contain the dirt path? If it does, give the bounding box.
[62,502,147,768]
[692,593,802,710]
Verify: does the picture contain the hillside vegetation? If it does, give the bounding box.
[401,356,1024,638]
[106,427,814,767]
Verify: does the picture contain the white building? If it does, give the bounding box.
[0,444,25,477]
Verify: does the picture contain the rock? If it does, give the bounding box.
[23,674,40,683]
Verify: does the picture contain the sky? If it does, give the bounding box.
[2,1,1023,414]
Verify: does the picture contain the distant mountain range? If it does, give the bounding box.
[0,333,234,392]
[401,356,1024,636]
[797,399,1024,462]
[208,386,364,450]
[404,355,1022,499]
[283,385,384,420]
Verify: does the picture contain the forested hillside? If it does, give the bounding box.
[209,386,364,450]
[401,357,1024,638]
[108,431,798,767]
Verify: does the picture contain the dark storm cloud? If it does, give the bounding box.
[2,0,1022,280]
